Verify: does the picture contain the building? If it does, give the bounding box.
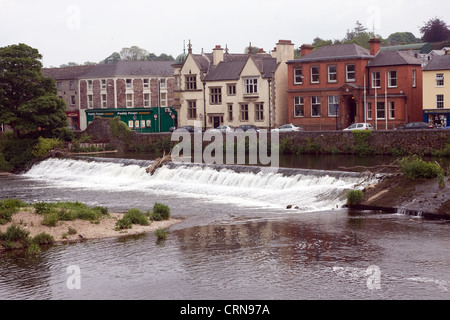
[287,39,423,130]
[286,42,374,130]
[423,52,450,128]
[172,40,294,130]
[366,46,423,130]
[42,65,95,129]
[44,61,178,133]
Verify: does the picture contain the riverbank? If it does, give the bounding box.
[359,174,450,219]
[0,209,182,249]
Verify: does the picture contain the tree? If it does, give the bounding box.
[0,43,67,138]
[387,32,420,45]
[120,46,149,61]
[101,52,121,64]
[420,17,450,42]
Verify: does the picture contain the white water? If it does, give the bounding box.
[23,158,373,212]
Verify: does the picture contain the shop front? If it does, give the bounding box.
[423,109,450,128]
[85,107,178,133]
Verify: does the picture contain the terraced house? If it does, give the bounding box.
[172,40,294,130]
[423,52,450,128]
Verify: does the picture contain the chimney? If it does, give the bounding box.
[213,45,224,66]
[369,38,381,56]
[271,40,294,63]
[300,44,314,57]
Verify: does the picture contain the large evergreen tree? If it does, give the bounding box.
[420,17,450,42]
[0,43,67,138]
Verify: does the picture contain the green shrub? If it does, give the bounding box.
[41,212,59,227]
[57,208,77,221]
[115,217,132,230]
[123,208,149,226]
[32,232,54,245]
[0,199,27,224]
[34,202,55,215]
[346,190,365,206]
[148,211,163,221]
[0,208,15,225]
[27,243,41,255]
[32,137,63,159]
[0,224,30,242]
[68,227,77,235]
[155,228,168,241]
[399,156,445,180]
[153,203,170,220]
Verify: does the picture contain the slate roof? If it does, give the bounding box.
[201,53,279,81]
[287,43,372,63]
[82,61,174,78]
[423,54,450,71]
[367,51,422,67]
[42,65,95,80]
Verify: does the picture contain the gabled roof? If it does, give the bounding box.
[380,43,432,54]
[367,51,422,67]
[287,43,372,63]
[423,54,450,71]
[42,65,95,80]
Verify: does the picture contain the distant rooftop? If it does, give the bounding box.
[368,50,422,67]
[287,43,373,63]
[423,54,450,71]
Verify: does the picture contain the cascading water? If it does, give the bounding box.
[23,157,375,212]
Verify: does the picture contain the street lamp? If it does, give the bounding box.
[334,104,339,130]
[203,81,207,132]
[268,77,272,131]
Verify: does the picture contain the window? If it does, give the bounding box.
[228,104,234,121]
[311,96,321,117]
[88,95,93,109]
[126,79,133,89]
[71,96,76,106]
[294,97,304,117]
[328,96,339,117]
[372,72,381,88]
[311,66,320,83]
[101,79,107,90]
[377,101,385,119]
[367,102,373,120]
[388,71,397,88]
[437,94,444,109]
[328,65,337,83]
[240,104,249,121]
[144,79,150,89]
[436,73,444,87]
[160,78,166,89]
[346,65,356,82]
[101,94,107,108]
[87,80,93,91]
[70,81,75,90]
[412,70,417,88]
[255,103,264,121]
[126,94,133,108]
[210,87,222,104]
[186,76,197,90]
[389,101,395,119]
[144,93,150,108]
[56,82,62,91]
[227,84,236,96]
[244,78,258,94]
[188,101,197,119]
[294,68,303,84]
[160,92,167,107]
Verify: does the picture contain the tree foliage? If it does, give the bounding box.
[387,32,420,45]
[0,43,67,138]
[100,46,175,64]
[420,17,450,42]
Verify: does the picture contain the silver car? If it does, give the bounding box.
[343,123,374,131]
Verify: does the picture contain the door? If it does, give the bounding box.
[213,117,221,129]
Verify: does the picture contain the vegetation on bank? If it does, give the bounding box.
[0,199,173,253]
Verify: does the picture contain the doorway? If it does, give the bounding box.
[345,96,357,128]
[213,116,221,129]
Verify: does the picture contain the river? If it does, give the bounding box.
[1,154,450,301]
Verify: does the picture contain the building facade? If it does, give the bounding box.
[423,53,450,128]
[287,39,423,130]
[173,40,294,130]
[44,61,177,132]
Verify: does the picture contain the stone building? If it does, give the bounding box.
[172,40,294,130]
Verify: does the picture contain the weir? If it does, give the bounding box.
[23,157,378,212]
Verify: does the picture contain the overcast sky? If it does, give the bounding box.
[1,0,449,67]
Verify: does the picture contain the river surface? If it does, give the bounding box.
[1,154,450,300]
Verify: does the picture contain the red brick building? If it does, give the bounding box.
[287,39,423,130]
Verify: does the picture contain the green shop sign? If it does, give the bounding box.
[86,107,177,133]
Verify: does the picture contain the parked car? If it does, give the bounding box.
[68,126,81,132]
[272,124,304,132]
[343,123,374,131]
[210,125,235,133]
[176,126,202,133]
[395,122,434,130]
[237,125,260,132]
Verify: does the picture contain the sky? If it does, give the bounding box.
[1,0,450,68]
